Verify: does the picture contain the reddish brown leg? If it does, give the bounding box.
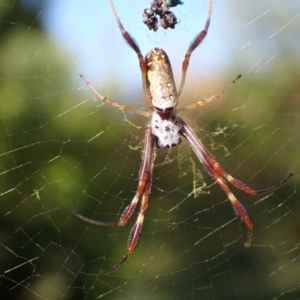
[74,127,155,273]
[108,0,152,108]
[178,0,213,96]
[223,172,293,196]
[180,120,293,247]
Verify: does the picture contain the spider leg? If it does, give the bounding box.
[74,127,155,273]
[223,172,293,196]
[101,186,151,274]
[177,0,213,96]
[80,74,150,117]
[73,188,140,227]
[180,120,292,247]
[177,74,241,112]
[108,0,152,108]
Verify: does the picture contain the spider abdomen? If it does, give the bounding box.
[151,111,182,148]
[146,48,178,112]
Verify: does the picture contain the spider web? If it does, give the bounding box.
[0,0,300,299]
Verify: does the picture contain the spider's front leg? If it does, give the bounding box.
[74,127,156,273]
[178,0,213,96]
[108,0,152,108]
[180,120,293,247]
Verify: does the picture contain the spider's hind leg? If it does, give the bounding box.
[100,190,150,274]
[223,172,293,196]
[74,128,155,273]
[179,121,292,247]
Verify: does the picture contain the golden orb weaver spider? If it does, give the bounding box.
[74,0,293,273]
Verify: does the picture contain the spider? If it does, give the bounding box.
[74,0,293,273]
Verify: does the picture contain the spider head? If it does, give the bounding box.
[146,48,178,113]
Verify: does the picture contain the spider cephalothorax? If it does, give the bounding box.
[74,0,293,273]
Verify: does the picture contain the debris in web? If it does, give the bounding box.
[143,0,184,31]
